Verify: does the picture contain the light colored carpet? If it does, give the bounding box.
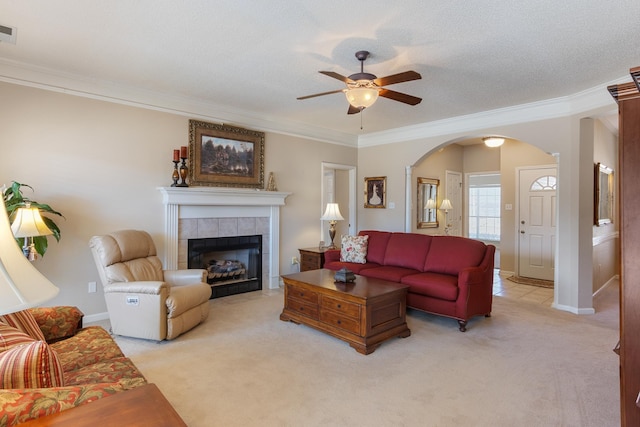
[104,285,619,427]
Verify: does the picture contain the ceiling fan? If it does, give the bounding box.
[297,50,422,114]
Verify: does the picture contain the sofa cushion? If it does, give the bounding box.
[360,266,419,282]
[423,236,487,276]
[358,230,391,265]
[401,272,459,301]
[0,310,47,342]
[64,357,146,386]
[0,323,36,353]
[28,306,84,343]
[383,233,432,270]
[340,235,368,264]
[51,327,125,373]
[0,341,65,389]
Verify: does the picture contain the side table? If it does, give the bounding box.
[299,247,337,272]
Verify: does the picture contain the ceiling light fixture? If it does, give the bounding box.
[483,137,505,148]
[344,82,379,110]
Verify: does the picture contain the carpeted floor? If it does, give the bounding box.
[105,284,619,427]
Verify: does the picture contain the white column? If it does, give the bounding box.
[405,165,413,232]
[164,203,179,270]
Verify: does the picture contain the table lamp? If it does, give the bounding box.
[0,198,59,315]
[321,203,344,249]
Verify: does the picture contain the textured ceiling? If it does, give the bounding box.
[0,1,636,142]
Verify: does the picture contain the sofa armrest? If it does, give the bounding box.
[0,381,145,426]
[164,269,207,286]
[324,249,341,263]
[103,281,167,295]
[28,306,84,343]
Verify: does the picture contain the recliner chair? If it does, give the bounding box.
[89,229,211,340]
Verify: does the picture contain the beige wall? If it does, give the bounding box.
[0,82,356,317]
[412,144,463,234]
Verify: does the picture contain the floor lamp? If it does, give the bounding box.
[0,198,59,315]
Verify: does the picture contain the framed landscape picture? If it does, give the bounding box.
[364,176,386,208]
[188,120,265,188]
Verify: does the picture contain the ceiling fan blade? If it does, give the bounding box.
[319,71,354,84]
[297,89,344,100]
[347,104,362,115]
[374,71,421,87]
[378,88,422,106]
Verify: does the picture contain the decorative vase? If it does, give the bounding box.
[266,172,277,191]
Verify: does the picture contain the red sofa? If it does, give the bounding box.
[324,230,496,331]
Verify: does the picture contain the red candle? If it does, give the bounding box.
[173,149,180,162]
[180,146,187,158]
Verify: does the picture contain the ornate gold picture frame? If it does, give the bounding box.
[188,120,265,188]
[364,176,386,208]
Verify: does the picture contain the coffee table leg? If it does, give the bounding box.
[350,342,380,355]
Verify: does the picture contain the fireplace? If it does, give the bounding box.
[158,187,291,290]
[188,235,262,298]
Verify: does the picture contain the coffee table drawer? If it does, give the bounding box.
[286,284,319,305]
[321,296,360,319]
[320,311,361,335]
[288,299,319,320]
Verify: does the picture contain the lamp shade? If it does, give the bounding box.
[11,206,53,237]
[0,198,59,315]
[321,203,344,221]
[425,199,437,209]
[344,87,379,109]
[439,199,453,211]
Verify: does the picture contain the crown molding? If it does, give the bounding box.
[0,58,358,147]
[358,76,627,148]
[0,58,625,149]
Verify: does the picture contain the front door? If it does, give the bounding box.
[518,166,556,280]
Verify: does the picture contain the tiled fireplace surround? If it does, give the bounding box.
[158,187,291,289]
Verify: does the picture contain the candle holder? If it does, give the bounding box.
[170,160,180,187]
[177,157,189,187]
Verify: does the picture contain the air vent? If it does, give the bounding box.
[0,25,17,44]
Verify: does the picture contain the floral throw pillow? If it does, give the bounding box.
[340,235,369,264]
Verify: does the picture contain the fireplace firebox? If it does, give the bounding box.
[188,235,262,298]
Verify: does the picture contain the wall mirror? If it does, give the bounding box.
[594,162,614,226]
[417,177,439,228]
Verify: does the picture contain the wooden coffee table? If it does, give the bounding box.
[280,269,411,354]
[19,383,187,426]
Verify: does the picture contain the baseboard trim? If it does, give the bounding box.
[83,311,109,324]
[593,275,619,297]
[552,302,596,315]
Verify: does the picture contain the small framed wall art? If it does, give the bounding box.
[188,119,265,188]
[364,176,386,208]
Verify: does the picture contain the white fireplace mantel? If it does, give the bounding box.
[157,187,291,289]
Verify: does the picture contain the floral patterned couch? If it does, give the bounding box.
[0,306,146,426]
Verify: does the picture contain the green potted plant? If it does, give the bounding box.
[2,181,64,257]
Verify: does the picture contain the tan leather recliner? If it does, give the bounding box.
[89,230,211,340]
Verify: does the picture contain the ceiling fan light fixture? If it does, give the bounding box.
[483,137,505,148]
[344,86,379,109]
